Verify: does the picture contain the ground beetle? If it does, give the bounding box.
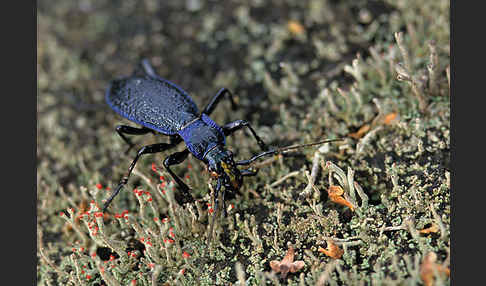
[103,59,340,214]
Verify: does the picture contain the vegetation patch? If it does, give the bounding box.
[38,0,449,285]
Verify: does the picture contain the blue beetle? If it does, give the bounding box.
[103,59,340,213]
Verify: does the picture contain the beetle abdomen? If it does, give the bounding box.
[106,76,199,134]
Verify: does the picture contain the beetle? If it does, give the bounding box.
[103,59,340,214]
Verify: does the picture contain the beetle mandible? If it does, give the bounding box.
[103,59,340,213]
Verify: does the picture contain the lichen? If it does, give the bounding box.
[38,0,449,285]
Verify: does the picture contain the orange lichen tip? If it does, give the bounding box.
[287,20,305,35]
[419,224,439,235]
[327,185,355,211]
[349,124,371,139]
[318,240,344,259]
[383,112,398,125]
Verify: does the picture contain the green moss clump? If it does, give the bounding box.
[38,0,449,285]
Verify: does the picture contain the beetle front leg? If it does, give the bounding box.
[163,149,195,205]
[222,120,268,151]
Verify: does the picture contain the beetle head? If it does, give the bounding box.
[206,147,242,192]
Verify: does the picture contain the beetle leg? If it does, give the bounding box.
[169,135,183,145]
[213,179,227,218]
[163,149,195,205]
[140,58,158,79]
[131,58,161,79]
[221,189,227,217]
[103,142,178,212]
[201,87,237,116]
[222,120,268,151]
[116,125,154,153]
[207,178,222,245]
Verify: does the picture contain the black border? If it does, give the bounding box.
[30,1,458,285]
[2,1,36,285]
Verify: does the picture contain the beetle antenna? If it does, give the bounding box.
[275,138,344,153]
[236,138,344,166]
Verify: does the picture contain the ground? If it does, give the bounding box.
[37,1,450,285]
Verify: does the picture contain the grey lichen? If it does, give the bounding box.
[38,0,449,285]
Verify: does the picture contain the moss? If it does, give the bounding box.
[38,0,449,285]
